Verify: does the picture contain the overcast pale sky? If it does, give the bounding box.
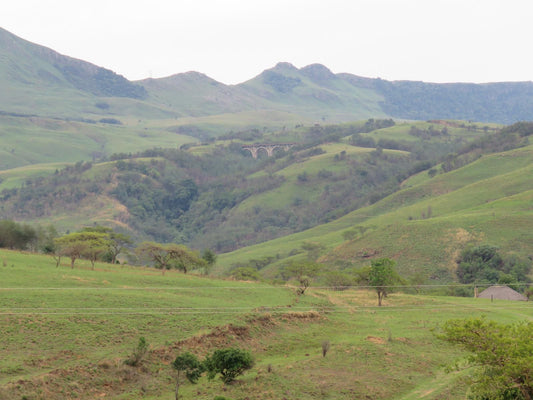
[2,0,532,84]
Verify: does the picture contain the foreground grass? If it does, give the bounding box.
[1,250,532,399]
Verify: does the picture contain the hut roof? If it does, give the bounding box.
[477,285,527,301]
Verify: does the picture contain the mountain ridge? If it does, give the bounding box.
[0,27,146,99]
[3,26,533,124]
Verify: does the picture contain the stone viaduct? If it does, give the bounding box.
[241,143,297,159]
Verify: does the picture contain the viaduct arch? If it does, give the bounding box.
[241,143,297,159]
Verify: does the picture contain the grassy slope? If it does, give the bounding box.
[0,115,198,170]
[0,162,69,190]
[138,72,264,117]
[159,109,313,138]
[239,143,401,213]
[0,121,491,249]
[218,143,533,282]
[363,121,495,142]
[1,249,532,399]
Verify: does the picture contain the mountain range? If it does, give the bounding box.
[2,26,533,124]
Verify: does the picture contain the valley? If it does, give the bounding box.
[1,26,532,399]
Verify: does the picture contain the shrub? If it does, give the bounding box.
[99,118,122,125]
[204,348,254,384]
[230,267,261,281]
[124,337,148,366]
[441,318,533,399]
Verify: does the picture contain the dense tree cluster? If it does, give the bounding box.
[262,70,302,93]
[0,219,56,252]
[0,220,37,250]
[56,63,147,99]
[456,245,531,287]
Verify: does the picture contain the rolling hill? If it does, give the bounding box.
[0,120,498,255]
[3,26,533,129]
[218,139,533,284]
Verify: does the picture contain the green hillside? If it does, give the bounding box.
[1,249,532,399]
[0,114,198,170]
[3,25,533,185]
[218,141,533,283]
[0,27,152,119]
[237,62,387,121]
[1,119,493,252]
[138,72,263,117]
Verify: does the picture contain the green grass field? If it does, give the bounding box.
[0,162,70,191]
[1,249,532,399]
[0,115,199,171]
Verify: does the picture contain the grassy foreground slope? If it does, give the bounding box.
[1,249,532,400]
[219,143,533,282]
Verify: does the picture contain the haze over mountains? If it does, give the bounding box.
[2,26,533,124]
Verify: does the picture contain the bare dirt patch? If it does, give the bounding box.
[366,336,386,345]
[444,228,480,273]
[280,311,322,321]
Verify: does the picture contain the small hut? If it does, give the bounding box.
[477,285,528,301]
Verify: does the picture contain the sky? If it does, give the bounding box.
[2,0,532,85]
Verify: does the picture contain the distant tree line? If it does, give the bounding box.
[374,79,533,124]
[437,121,533,174]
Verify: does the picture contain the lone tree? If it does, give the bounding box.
[136,242,205,275]
[281,261,322,295]
[172,352,203,400]
[204,348,254,384]
[441,317,533,399]
[368,257,399,306]
[201,248,217,275]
